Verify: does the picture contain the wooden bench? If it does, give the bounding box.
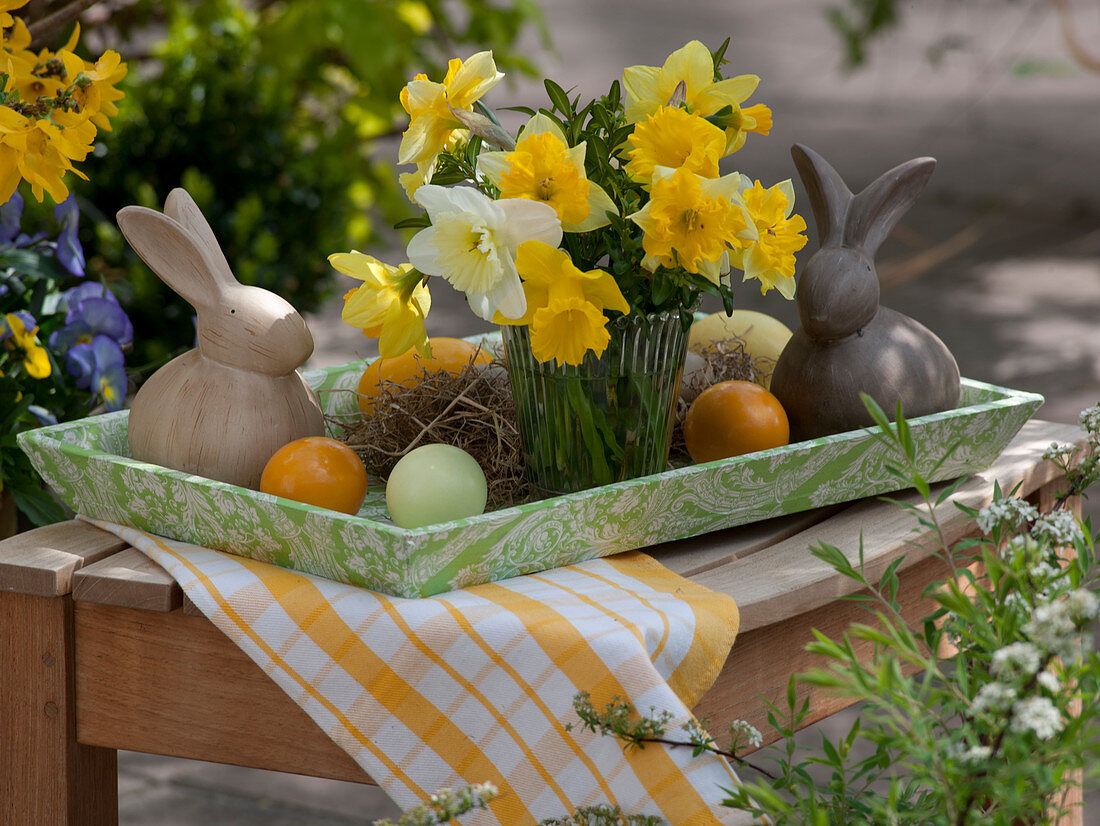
[0,419,1085,824]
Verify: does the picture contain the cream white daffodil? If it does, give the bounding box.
[406,184,562,321]
[476,114,617,233]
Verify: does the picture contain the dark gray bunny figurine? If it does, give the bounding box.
[770,144,961,442]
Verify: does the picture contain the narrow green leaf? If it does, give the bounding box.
[543,78,572,115]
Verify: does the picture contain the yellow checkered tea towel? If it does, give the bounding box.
[89,519,751,825]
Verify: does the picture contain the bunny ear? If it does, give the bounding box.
[163,188,237,287]
[844,155,936,256]
[116,206,229,310]
[791,143,853,248]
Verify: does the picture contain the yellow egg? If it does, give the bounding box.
[689,310,793,389]
[357,337,492,414]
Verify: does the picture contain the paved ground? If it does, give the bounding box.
[117,1,1100,822]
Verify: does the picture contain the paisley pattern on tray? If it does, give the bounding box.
[18,345,1043,597]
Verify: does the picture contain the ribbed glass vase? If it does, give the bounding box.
[502,310,691,496]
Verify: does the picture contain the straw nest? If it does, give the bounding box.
[331,337,763,506]
[331,355,532,509]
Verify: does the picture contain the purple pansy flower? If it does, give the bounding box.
[66,335,127,412]
[0,192,23,245]
[52,194,85,277]
[27,405,59,426]
[49,283,133,351]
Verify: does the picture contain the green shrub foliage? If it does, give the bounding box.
[80,0,545,367]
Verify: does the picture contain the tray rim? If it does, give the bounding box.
[18,373,1044,540]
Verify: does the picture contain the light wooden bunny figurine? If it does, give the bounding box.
[770,144,961,442]
[117,188,324,489]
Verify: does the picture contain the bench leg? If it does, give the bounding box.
[1,591,118,825]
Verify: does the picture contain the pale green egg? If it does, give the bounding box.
[386,444,488,529]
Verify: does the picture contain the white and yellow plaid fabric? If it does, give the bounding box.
[90,518,750,825]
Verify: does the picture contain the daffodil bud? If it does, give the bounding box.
[447,104,515,151]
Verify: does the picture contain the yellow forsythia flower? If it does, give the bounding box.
[1,6,127,202]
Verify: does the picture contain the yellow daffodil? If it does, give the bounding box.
[477,114,617,232]
[622,40,771,155]
[329,252,432,358]
[497,240,629,366]
[498,132,589,225]
[407,184,562,322]
[628,166,746,283]
[730,179,808,298]
[398,51,503,167]
[2,312,51,379]
[398,157,439,202]
[623,106,725,186]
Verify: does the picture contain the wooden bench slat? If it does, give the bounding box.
[75,602,372,785]
[73,547,182,613]
[695,419,1085,632]
[650,504,847,577]
[0,520,130,597]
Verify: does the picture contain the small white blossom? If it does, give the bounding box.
[1023,602,1078,659]
[1080,403,1100,434]
[471,783,498,800]
[1003,591,1030,614]
[728,719,763,749]
[1028,560,1067,587]
[957,744,993,764]
[1032,511,1084,547]
[1037,670,1062,693]
[971,682,1017,715]
[1002,534,1036,563]
[976,498,1038,535]
[1043,442,1076,462]
[1010,696,1064,740]
[1065,588,1100,620]
[991,642,1042,681]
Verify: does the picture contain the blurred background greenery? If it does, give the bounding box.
[44,0,548,368]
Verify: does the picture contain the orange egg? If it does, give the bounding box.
[259,436,369,515]
[357,337,493,414]
[683,381,790,463]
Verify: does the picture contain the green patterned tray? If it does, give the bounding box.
[19,339,1042,597]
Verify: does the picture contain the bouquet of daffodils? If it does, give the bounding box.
[332,39,808,366]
